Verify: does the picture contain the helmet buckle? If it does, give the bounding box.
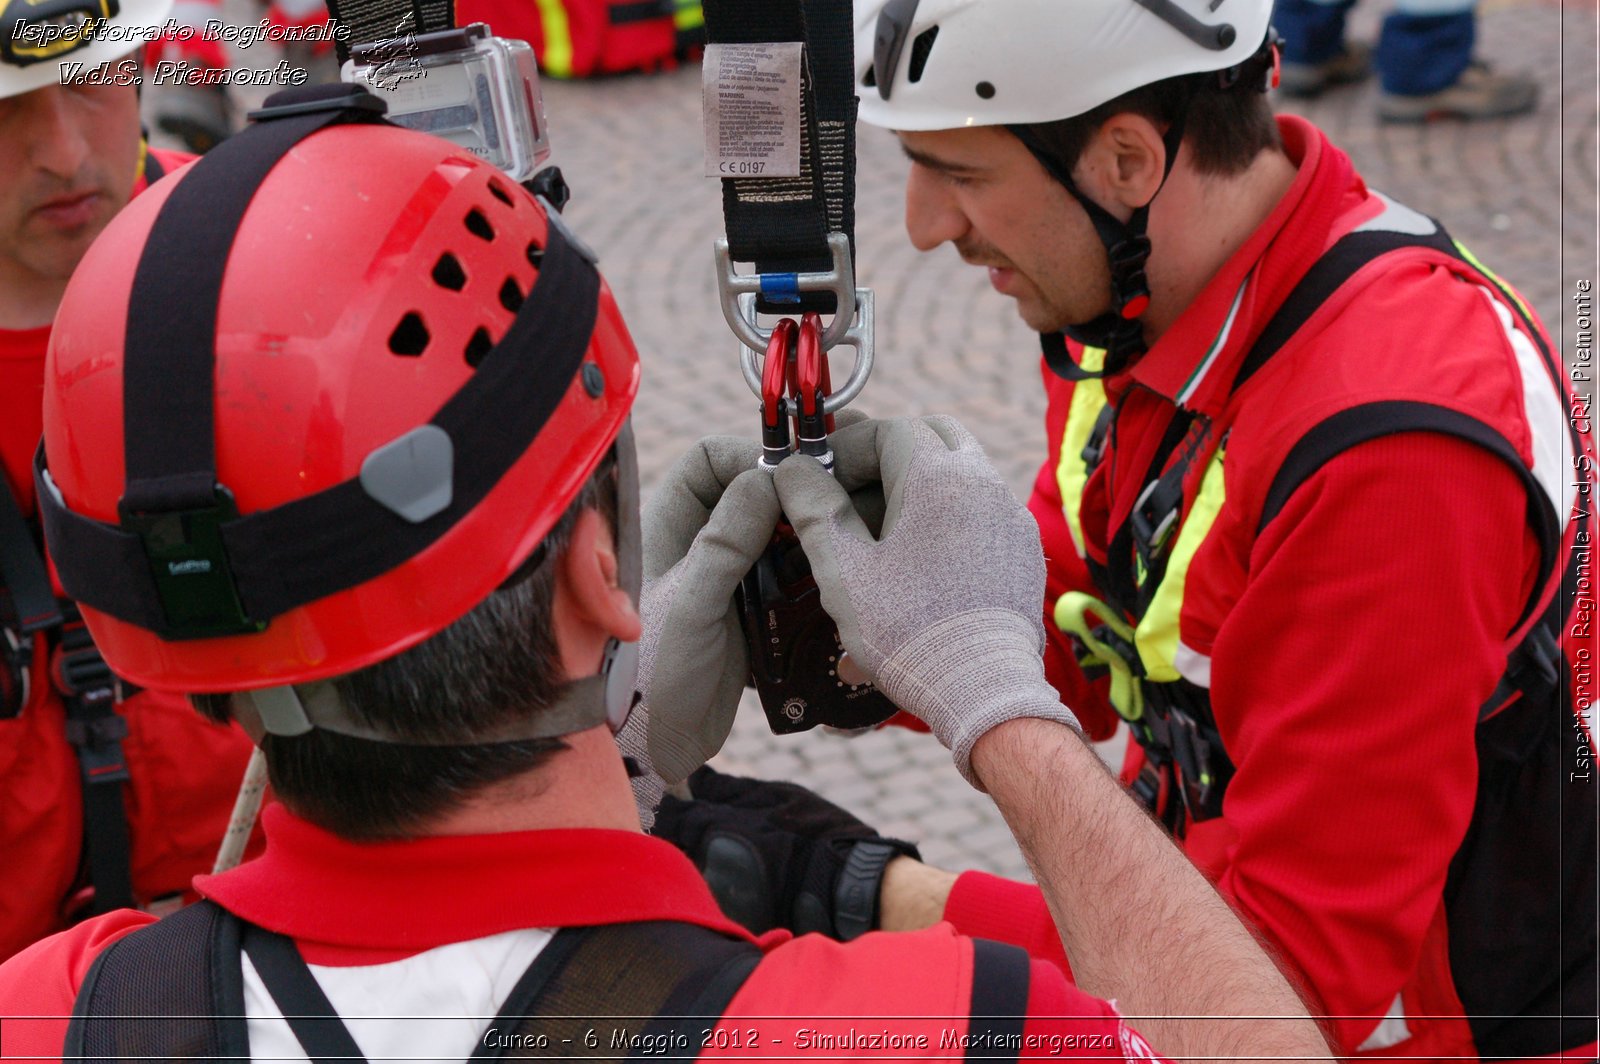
[119,488,265,641]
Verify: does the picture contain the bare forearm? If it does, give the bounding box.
[971,718,1331,1063]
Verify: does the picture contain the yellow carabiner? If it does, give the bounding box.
[1053,591,1145,724]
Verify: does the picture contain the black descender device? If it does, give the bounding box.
[734,312,897,735]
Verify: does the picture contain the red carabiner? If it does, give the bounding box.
[793,313,833,463]
[759,318,799,469]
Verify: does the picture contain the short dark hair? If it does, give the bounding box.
[195,453,620,840]
[1021,67,1280,179]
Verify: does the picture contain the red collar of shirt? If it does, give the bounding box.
[1124,115,1379,415]
[195,804,772,964]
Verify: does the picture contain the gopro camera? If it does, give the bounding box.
[345,23,551,182]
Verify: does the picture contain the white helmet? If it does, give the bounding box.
[857,0,1274,131]
[1,0,173,100]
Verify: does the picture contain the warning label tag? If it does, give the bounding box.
[703,42,803,178]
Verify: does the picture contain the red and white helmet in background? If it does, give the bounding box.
[855,0,1276,130]
[854,0,1278,377]
[0,0,172,98]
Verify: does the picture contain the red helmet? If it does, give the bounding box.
[37,86,641,700]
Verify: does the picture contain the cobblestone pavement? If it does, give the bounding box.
[154,0,1597,879]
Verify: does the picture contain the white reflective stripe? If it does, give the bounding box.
[1353,192,1438,236]
[243,927,555,1062]
[1476,287,1572,523]
[1172,641,1212,688]
[1356,993,1413,1052]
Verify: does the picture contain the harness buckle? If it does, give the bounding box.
[1131,475,1182,562]
[1,625,31,720]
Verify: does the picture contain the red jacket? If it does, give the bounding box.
[0,146,256,963]
[1027,117,1595,1060]
[0,806,1169,1062]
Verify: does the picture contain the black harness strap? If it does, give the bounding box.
[242,923,369,1064]
[702,0,855,315]
[0,476,61,634]
[1,479,134,912]
[57,612,135,917]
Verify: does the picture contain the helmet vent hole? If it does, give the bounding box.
[975,80,995,99]
[499,278,524,313]
[388,313,430,357]
[432,253,467,292]
[861,66,876,88]
[465,327,494,367]
[465,208,495,242]
[907,26,938,83]
[527,241,544,268]
[488,179,515,207]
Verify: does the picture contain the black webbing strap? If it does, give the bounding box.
[68,900,250,1062]
[242,923,369,1064]
[120,90,384,518]
[1258,401,1560,640]
[1230,226,1458,394]
[59,620,136,917]
[37,85,603,636]
[0,475,61,633]
[633,930,763,1054]
[323,0,456,62]
[702,0,856,314]
[963,939,1030,1063]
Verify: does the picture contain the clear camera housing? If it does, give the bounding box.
[345,23,551,182]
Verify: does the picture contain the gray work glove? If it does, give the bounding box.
[773,416,1081,788]
[640,436,782,789]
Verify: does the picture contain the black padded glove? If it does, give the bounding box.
[652,766,921,940]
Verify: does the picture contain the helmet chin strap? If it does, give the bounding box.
[1009,30,1279,382]
[600,419,643,738]
[1008,115,1188,382]
[231,420,646,751]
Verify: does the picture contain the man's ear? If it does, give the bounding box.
[1074,112,1170,219]
[558,509,643,644]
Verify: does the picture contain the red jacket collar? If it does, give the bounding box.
[1125,115,1377,414]
[195,804,768,957]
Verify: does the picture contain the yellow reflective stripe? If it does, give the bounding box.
[535,0,575,78]
[1453,239,1534,323]
[135,138,148,187]
[673,0,704,31]
[1053,346,1107,558]
[1135,445,1226,682]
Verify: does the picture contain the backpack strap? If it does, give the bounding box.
[66,899,250,1063]
[68,908,763,1063]
[963,939,1032,1063]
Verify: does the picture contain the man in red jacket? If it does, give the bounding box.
[837,0,1596,1060]
[0,98,1332,1062]
[0,0,255,962]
